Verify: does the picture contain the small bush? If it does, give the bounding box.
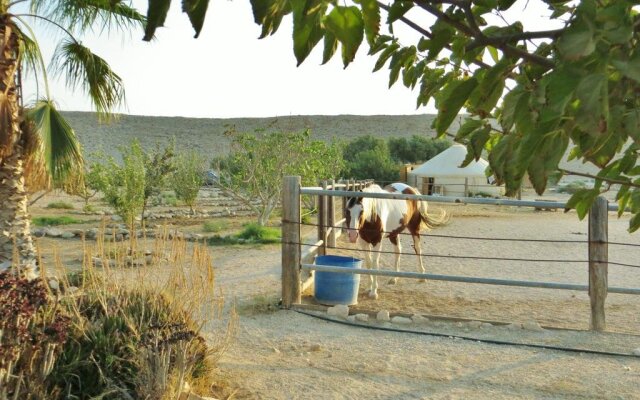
[46,201,74,210]
[203,220,227,233]
[82,203,97,212]
[207,223,281,246]
[557,181,589,194]
[32,216,84,226]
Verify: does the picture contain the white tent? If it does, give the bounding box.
[407,144,504,197]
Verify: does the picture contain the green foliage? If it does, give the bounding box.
[142,141,176,215]
[388,136,451,164]
[191,0,640,232]
[203,220,227,233]
[217,128,343,225]
[557,181,590,195]
[32,215,84,226]
[172,150,206,212]
[207,223,281,245]
[46,201,74,210]
[341,135,398,182]
[48,289,211,399]
[89,141,146,226]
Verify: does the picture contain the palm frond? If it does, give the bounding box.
[30,0,145,34]
[13,22,48,99]
[26,99,83,185]
[143,0,172,41]
[21,118,50,191]
[51,40,125,118]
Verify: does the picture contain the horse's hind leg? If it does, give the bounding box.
[388,235,401,284]
[412,234,426,282]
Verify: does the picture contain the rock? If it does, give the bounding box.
[48,279,59,291]
[480,322,493,329]
[32,228,46,237]
[391,316,413,325]
[45,228,64,238]
[376,310,390,322]
[506,323,523,330]
[411,315,429,324]
[523,320,544,332]
[67,286,79,294]
[346,315,356,323]
[467,320,482,329]
[632,348,640,356]
[145,255,154,265]
[61,231,75,239]
[355,313,369,322]
[327,304,349,319]
[309,344,322,352]
[85,228,98,240]
[111,215,123,222]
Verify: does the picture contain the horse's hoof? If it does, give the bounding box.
[368,291,379,300]
[388,278,398,285]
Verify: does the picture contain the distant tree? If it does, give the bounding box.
[389,136,451,164]
[217,129,343,225]
[90,143,146,231]
[172,151,206,213]
[342,136,399,182]
[142,141,176,218]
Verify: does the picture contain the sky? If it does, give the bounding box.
[21,0,559,119]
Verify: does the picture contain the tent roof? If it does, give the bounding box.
[408,144,489,178]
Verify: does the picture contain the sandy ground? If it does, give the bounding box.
[202,207,640,399]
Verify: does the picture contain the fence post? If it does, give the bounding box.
[319,180,328,255]
[328,179,336,248]
[588,196,608,331]
[282,176,301,308]
[464,178,469,197]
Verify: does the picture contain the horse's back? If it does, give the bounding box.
[384,182,421,195]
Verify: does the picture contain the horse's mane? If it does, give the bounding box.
[360,184,385,221]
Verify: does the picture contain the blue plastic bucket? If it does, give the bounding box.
[314,255,362,306]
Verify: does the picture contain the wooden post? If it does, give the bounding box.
[464,177,469,197]
[328,179,336,248]
[282,176,301,308]
[588,196,608,331]
[319,180,328,255]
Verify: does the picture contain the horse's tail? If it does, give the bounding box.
[417,200,449,230]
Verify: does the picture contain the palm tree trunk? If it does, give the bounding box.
[0,151,38,278]
[0,19,38,279]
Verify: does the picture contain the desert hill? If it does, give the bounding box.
[62,112,439,160]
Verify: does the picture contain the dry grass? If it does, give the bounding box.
[34,223,237,399]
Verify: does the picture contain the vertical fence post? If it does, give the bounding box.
[328,179,336,249]
[464,178,469,197]
[316,180,325,254]
[282,176,301,308]
[588,196,608,331]
[319,180,328,255]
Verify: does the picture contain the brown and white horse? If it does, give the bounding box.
[345,183,447,299]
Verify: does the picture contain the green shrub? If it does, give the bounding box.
[46,201,74,210]
[49,289,211,399]
[207,223,281,245]
[557,181,589,194]
[32,216,84,226]
[203,220,227,233]
[82,203,97,212]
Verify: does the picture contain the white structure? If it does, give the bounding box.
[407,144,504,197]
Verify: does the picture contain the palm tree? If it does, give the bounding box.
[0,0,144,278]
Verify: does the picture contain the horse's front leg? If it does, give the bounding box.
[369,241,383,299]
[412,234,426,282]
[388,235,401,285]
[358,239,377,299]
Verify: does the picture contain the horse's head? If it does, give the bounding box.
[345,196,364,243]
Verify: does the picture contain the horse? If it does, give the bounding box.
[345,182,447,299]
